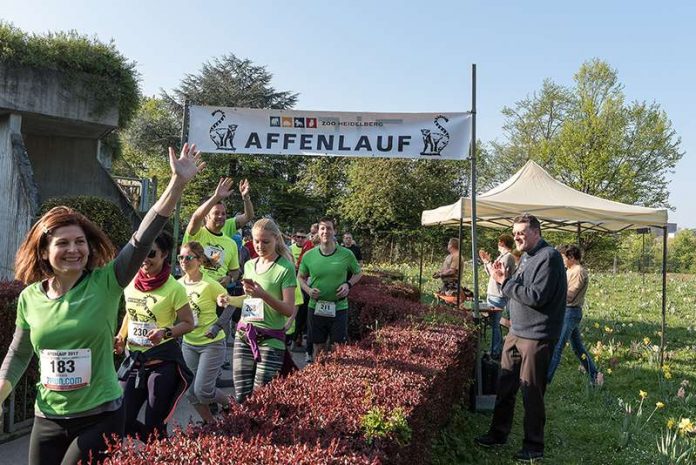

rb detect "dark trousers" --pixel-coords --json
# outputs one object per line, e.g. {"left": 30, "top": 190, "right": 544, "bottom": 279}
{"left": 28, "top": 406, "right": 124, "bottom": 465}
{"left": 489, "top": 333, "right": 555, "bottom": 453}
{"left": 293, "top": 291, "right": 309, "bottom": 341}
{"left": 120, "top": 361, "right": 178, "bottom": 440}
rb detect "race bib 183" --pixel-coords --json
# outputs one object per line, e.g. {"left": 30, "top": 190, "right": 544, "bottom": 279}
{"left": 40, "top": 348, "right": 91, "bottom": 391}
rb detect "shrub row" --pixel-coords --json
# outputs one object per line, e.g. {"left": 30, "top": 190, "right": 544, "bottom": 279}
{"left": 347, "top": 276, "right": 423, "bottom": 340}
{"left": 0, "top": 280, "right": 38, "bottom": 423}
{"left": 107, "top": 301, "right": 476, "bottom": 464}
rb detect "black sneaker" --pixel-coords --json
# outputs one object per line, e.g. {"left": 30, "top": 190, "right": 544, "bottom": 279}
{"left": 474, "top": 434, "right": 507, "bottom": 448}
{"left": 514, "top": 449, "right": 543, "bottom": 461}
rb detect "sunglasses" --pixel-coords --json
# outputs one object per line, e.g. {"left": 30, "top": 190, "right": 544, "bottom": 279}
{"left": 177, "top": 254, "right": 198, "bottom": 262}
{"left": 147, "top": 250, "right": 158, "bottom": 258}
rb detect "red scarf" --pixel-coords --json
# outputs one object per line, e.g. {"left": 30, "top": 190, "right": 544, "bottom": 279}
{"left": 134, "top": 262, "right": 171, "bottom": 292}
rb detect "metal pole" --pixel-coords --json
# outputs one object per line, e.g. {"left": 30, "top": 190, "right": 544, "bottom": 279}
{"left": 418, "top": 239, "right": 424, "bottom": 297}
{"left": 576, "top": 222, "right": 581, "bottom": 246}
{"left": 660, "top": 226, "right": 667, "bottom": 367}
{"left": 171, "top": 100, "right": 190, "bottom": 269}
{"left": 470, "top": 64, "right": 479, "bottom": 318}
{"left": 641, "top": 231, "right": 646, "bottom": 286}
{"left": 457, "top": 215, "right": 463, "bottom": 308}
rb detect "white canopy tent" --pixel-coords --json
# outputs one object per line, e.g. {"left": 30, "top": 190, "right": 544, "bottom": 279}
{"left": 421, "top": 160, "right": 670, "bottom": 383}
{"left": 422, "top": 160, "right": 668, "bottom": 232}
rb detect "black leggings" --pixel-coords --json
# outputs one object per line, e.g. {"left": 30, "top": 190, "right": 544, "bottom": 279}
{"left": 28, "top": 405, "right": 124, "bottom": 465}
{"left": 120, "top": 361, "right": 178, "bottom": 440}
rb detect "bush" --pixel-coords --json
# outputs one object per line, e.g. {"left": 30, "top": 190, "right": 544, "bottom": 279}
{"left": 0, "top": 280, "right": 37, "bottom": 423}
{"left": 40, "top": 196, "right": 133, "bottom": 249}
{"left": 107, "top": 307, "right": 477, "bottom": 464}
{"left": 0, "top": 21, "right": 140, "bottom": 127}
{"left": 346, "top": 276, "right": 424, "bottom": 340}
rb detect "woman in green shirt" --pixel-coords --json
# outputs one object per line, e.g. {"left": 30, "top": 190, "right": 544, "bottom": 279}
{"left": 233, "top": 218, "right": 296, "bottom": 403}
{"left": 0, "top": 144, "right": 204, "bottom": 465}
{"left": 178, "top": 241, "right": 235, "bottom": 423}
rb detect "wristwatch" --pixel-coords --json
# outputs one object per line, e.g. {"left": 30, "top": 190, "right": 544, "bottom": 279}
{"left": 163, "top": 327, "right": 174, "bottom": 339}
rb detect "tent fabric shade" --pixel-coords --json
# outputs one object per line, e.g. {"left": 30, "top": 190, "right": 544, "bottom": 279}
{"left": 421, "top": 160, "right": 668, "bottom": 232}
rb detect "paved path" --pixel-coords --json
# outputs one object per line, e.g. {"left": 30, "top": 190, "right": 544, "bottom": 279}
{"left": 0, "top": 346, "right": 308, "bottom": 464}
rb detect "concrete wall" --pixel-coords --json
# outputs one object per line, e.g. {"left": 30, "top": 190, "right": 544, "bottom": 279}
{"left": 0, "top": 114, "right": 40, "bottom": 280}
{"left": 0, "top": 63, "right": 118, "bottom": 135}
{"left": 23, "top": 134, "right": 141, "bottom": 229}
{"left": 0, "top": 64, "right": 140, "bottom": 279}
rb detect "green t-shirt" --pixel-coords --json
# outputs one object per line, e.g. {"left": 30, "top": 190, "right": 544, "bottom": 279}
{"left": 178, "top": 274, "right": 227, "bottom": 346}
{"left": 124, "top": 276, "right": 189, "bottom": 352}
{"left": 221, "top": 218, "right": 238, "bottom": 239}
{"left": 183, "top": 226, "right": 240, "bottom": 282}
{"left": 240, "top": 256, "right": 296, "bottom": 350}
{"left": 290, "top": 243, "right": 302, "bottom": 263}
{"left": 15, "top": 262, "right": 123, "bottom": 416}
{"left": 298, "top": 245, "right": 361, "bottom": 311}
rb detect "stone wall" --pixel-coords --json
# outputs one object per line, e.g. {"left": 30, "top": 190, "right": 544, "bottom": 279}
{"left": 0, "top": 114, "right": 40, "bottom": 280}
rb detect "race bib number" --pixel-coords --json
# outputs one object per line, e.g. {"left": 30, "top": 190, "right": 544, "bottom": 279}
{"left": 40, "top": 349, "right": 91, "bottom": 391}
{"left": 241, "top": 298, "right": 265, "bottom": 322}
{"left": 192, "top": 311, "right": 199, "bottom": 327}
{"left": 128, "top": 320, "right": 157, "bottom": 346}
{"left": 315, "top": 300, "right": 336, "bottom": 318}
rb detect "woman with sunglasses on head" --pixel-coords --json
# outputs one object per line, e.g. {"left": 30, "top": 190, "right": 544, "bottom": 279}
{"left": 177, "top": 241, "right": 235, "bottom": 423}
{"left": 114, "top": 231, "right": 194, "bottom": 440}
{"left": 0, "top": 144, "right": 203, "bottom": 465}
{"left": 233, "top": 218, "right": 297, "bottom": 403}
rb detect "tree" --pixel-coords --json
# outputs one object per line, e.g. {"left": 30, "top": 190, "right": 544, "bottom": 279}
{"left": 489, "top": 59, "right": 683, "bottom": 264}
{"left": 116, "top": 54, "right": 323, "bottom": 230}
{"left": 667, "top": 229, "right": 696, "bottom": 273}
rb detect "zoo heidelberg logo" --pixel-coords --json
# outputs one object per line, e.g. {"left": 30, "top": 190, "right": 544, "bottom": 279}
{"left": 208, "top": 109, "right": 452, "bottom": 157}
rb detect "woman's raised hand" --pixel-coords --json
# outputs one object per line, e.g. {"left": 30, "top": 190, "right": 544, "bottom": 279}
{"left": 169, "top": 143, "right": 205, "bottom": 183}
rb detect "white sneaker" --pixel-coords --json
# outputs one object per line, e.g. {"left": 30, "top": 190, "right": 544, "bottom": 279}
{"left": 304, "top": 353, "right": 313, "bottom": 363}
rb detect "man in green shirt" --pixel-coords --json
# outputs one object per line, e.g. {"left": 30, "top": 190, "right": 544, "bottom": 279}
{"left": 183, "top": 178, "right": 242, "bottom": 288}
{"left": 298, "top": 217, "right": 362, "bottom": 359}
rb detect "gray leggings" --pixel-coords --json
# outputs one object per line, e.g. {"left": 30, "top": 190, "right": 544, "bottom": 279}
{"left": 182, "top": 340, "right": 229, "bottom": 406}
{"left": 232, "top": 337, "right": 284, "bottom": 403}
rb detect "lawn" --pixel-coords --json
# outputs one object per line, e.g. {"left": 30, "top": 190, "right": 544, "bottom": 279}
{"left": 367, "top": 262, "right": 696, "bottom": 464}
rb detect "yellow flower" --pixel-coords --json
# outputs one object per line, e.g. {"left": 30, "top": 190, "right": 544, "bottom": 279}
{"left": 607, "top": 368, "right": 613, "bottom": 374}
{"left": 604, "top": 326, "right": 613, "bottom": 333}
{"left": 643, "top": 337, "right": 651, "bottom": 345}
{"left": 656, "top": 401, "right": 665, "bottom": 409}
{"left": 639, "top": 390, "right": 648, "bottom": 399}
{"left": 664, "top": 371, "right": 673, "bottom": 380}
{"left": 667, "top": 418, "right": 676, "bottom": 429}
{"left": 581, "top": 353, "right": 587, "bottom": 360}
{"left": 594, "top": 322, "right": 600, "bottom": 329}
{"left": 678, "top": 418, "right": 693, "bottom": 434}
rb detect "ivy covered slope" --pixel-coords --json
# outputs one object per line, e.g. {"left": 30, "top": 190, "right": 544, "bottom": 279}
{"left": 0, "top": 21, "right": 140, "bottom": 127}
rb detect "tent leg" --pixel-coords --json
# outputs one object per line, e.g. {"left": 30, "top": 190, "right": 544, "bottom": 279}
{"left": 418, "top": 241, "right": 423, "bottom": 297}
{"left": 660, "top": 226, "right": 667, "bottom": 367}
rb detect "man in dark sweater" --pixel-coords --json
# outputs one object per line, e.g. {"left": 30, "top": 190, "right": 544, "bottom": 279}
{"left": 475, "top": 214, "right": 566, "bottom": 462}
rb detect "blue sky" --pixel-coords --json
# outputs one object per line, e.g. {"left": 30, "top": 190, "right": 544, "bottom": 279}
{"left": 4, "top": 0, "right": 695, "bottom": 226}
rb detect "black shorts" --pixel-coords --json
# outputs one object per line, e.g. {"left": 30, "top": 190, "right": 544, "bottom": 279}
{"left": 309, "top": 307, "right": 348, "bottom": 345}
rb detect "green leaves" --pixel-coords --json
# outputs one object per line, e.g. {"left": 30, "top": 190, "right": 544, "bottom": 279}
{"left": 0, "top": 22, "right": 140, "bottom": 127}
{"left": 492, "top": 59, "right": 683, "bottom": 210}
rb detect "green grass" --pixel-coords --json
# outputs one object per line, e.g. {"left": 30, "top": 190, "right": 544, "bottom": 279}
{"left": 366, "top": 262, "right": 696, "bottom": 464}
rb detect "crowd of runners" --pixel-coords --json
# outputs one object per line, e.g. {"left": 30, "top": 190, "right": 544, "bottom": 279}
{"left": 0, "top": 145, "right": 363, "bottom": 465}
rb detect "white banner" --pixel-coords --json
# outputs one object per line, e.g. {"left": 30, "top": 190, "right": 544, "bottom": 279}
{"left": 188, "top": 106, "right": 472, "bottom": 160}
